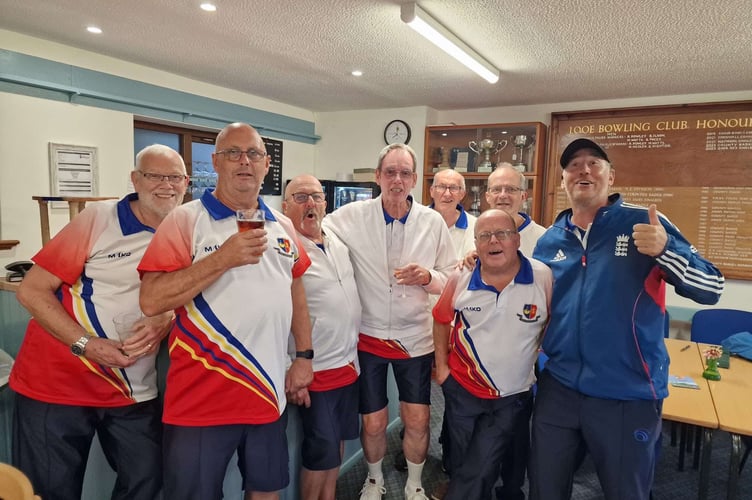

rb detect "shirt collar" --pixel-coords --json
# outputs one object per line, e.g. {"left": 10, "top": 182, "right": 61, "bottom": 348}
{"left": 517, "top": 212, "right": 532, "bottom": 231}
{"left": 426, "top": 202, "right": 469, "bottom": 229}
{"left": 200, "top": 188, "right": 277, "bottom": 222}
{"left": 383, "top": 194, "right": 413, "bottom": 224}
{"left": 467, "top": 251, "right": 534, "bottom": 291}
{"left": 117, "top": 193, "right": 155, "bottom": 235}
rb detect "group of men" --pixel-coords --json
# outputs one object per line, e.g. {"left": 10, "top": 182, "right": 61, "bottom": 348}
{"left": 9, "top": 122, "right": 724, "bottom": 500}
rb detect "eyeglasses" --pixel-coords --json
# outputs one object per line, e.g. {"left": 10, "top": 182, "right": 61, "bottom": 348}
{"left": 138, "top": 171, "right": 187, "bottom": 184}
{"left": 487, "top": 185, "right": 524, "bottom": 195}
{"left": 288, "top": 192, "right": 326, "bottom": 204}
{"left": 216, "top": 149, "right": 268, "bottom": 162}
{"left": 380, "top": 168, "right": 415, "bottom": 179}
{"left": 476, "top": 229, "right": 518, "bottom": 243}
{"left": 432, "top": 184, "right": 463, "bottom": 193}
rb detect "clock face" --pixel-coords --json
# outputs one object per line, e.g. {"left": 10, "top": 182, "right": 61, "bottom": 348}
{"left": 384, "top": 120, "right": 411, "bottom": 145}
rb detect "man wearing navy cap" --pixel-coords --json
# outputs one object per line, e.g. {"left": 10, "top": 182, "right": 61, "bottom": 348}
{"left": 528, "top": 138, "right": 725, "bottom": 500}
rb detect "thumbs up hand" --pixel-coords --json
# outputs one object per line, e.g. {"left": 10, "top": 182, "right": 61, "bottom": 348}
{"left": 632, "top": 204, "right": 668, "bottom": 257}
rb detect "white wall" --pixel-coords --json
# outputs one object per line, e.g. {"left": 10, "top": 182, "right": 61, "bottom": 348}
{"left": 314, "top": 106, "right": 437, "bottom": 198}
{"left": 0, "top": 93, "right": 134, "bottom": 264}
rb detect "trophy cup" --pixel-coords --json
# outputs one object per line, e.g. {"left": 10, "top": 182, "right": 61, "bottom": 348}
{"left": 512, "top": 135, "right": 534, "bottom": 172}
{"left": 469, "top": 136, "right": 508, "bottom": 173}
{"left": 469, "top": 185, "right": 482, "bottom": 216}
{"left": 437, "top": 146, "right": 451, "bottom": 170}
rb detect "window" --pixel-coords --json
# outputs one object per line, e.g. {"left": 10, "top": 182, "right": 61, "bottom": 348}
{"left": 134, "top": 120, "right": 217, "bottom": 201}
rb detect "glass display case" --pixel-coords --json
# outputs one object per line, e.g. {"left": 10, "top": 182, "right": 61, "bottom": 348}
{"left": 421, "top": 122, "right": 546, "bottom": 219}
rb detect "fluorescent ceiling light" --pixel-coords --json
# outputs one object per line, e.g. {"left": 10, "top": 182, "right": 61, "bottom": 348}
{"left": 401, "top": 2, "right": 499, "bottom": 84}
{"left": 200, "top": 3, "right": 217, "bottom": 12}
{"left": 86, "top": 26, "right": 102, "bottom": 34}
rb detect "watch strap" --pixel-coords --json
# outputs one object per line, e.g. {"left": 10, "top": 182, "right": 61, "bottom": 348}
{"left": 295, "top": 349, "right": 314, "bottom": 360}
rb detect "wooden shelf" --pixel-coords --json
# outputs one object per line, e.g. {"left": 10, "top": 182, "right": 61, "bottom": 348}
{"left": 421, "top": 122, "right": 547, "bottom": 220}
{"left": 0, "top": 240, "right": 20, "bottom": 250}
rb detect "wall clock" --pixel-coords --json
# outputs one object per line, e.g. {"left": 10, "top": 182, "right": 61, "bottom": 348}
{"left": 384, "top": 119, "right": 411, "bottom": 145}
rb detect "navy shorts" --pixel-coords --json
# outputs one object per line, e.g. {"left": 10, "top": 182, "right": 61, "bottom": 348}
{"left": 13, "top": 394, "right": 162, "bottom": 500}
{"left": 163, "top": 413, "right": 289, "bottom": 500}
{"left": 358, "top": 350, "right": 433, "bottom": 414}
{"left": 299, "top": 381, "right": 359, "bottom": 470}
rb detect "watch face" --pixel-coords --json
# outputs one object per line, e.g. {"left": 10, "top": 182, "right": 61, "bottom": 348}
{"left": 71, "top": 343, "right": 85, "bottom": 356}
{"left": 384, "top": 120, "right": 411, "bottom": 145}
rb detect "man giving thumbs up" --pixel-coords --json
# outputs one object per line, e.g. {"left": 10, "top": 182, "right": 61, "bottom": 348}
{"left": 528, "top": 138, "right": 724, "bottom": 500}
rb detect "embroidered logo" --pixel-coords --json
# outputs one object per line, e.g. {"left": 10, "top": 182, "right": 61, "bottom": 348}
{"left": 615, "top": 234, "right": 630, "bottom": 257}
{"left": 517, "top": 304, "right": 540, "bottom": 323}
{"left": 275, "top": 237, "right": 294, "bottom": 258}
{"left": 552, "top": 249, "right": 566, "bottom": 262}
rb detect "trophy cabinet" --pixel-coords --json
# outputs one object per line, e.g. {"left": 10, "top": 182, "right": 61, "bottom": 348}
{"left": 421, "top": 122, "right": 547, "bottom": 220}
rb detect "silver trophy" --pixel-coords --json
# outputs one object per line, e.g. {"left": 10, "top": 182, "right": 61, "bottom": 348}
{"left": 512, "top": 135, "right": 535, "bottom": 172}
{"left": 469, "top": 137, "right": 508, "bottom": 173}
{"left": 469, "top": 185, "right": 482, "bottom": 216}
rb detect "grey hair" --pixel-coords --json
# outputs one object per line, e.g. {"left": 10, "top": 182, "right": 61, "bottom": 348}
{"left": 135, "top": 144, "right": 185, "bottom": 172}
{"left": 376, "top": 143, "right": 418, "bottom": 172}
{"left": 432, "top": 168, "right": 466, "bottom": 190}
{"left": 490, "top": 163, "right": 527, "bottom": 189}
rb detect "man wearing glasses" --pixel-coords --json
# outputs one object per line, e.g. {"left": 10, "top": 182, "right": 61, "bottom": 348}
{"left": 282, "top": 174, "right": 362, "bottom": 500}
{"left": 432, "top": 209, "right": 551, "bottom": 500}
{"left": 138, "top": 123, "right": 313, "bottom": 500}
{"left": 485, "top": 164, "right": 546, "bottom": 257}
{"left": 323, "top": 144, "right": 456, "bottom": 500}
{"left": 11, "top": 144, "right": 186, "bottom": 500}
{"left": 429, "top": 169, "right": 477, "bottom": 259}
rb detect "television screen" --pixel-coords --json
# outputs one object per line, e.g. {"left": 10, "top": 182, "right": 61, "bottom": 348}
{"left": 334, "top": 185, "right": 374, "bottom": 209}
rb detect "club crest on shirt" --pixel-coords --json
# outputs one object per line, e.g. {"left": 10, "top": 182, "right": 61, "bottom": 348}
{"left": 275, "top": 237, "right": 294, "bottom": 258}
{"left": 615, "top": 234, "right": 630, "bottom": 257}
{"left": 517, "top": 304, "right": 540, "bottom": 323}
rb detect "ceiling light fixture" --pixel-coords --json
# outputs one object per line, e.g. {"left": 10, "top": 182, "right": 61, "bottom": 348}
{"left": 400, "top": 2, "right": 499, "bottom": 84}
{"left": 86, "top": 26, "right": 102, "bottom": 34}
{"left": 200, "top": 3, "right": 217, "bottom": 12}
{"left": 351, "top": 70, "right": 363, "bottom": 77}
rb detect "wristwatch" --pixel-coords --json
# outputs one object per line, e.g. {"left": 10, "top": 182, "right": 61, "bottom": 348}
{"left": 295, "top": 349, "right": 314, "bottom": 360}
{"left": 71, "top": 336, "right": 90, "bottom": 356}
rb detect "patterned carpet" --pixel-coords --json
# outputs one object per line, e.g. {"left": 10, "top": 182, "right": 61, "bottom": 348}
{"left": 336, "top": 382, "right": 752, "bottom": 499}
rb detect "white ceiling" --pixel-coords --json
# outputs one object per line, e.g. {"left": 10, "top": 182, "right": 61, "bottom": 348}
{"left": 0, "top": 0, "right": 750, "bottom": 113}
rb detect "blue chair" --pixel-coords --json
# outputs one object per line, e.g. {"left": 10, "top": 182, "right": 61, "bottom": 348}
{"left": 689, "top": 308, "right": 752, "bottom": 473}
{"left": 690, "top": 308, "right": 752, "bottom": 345}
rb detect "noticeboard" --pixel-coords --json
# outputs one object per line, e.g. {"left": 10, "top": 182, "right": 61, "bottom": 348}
{"left": 546, "top": 101, "right": 752, "bottom": 280}
{"left": 261, "top": 137, "right": 283, "bottom": 196}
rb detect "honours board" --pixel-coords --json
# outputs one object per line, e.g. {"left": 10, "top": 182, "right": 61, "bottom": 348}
{"left": 546, "top": 101, "right": 752, "bottom": 280}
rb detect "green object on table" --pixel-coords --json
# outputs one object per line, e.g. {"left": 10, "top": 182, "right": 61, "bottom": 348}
{"left": 702, "top": 357, "right": 722, "bottom": 381}
{"left": 718, "top": 349, "right": 730, "bottom": 369}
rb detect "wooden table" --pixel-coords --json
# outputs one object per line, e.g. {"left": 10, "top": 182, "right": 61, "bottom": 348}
{"left": 664, "top": 338, "right": 718, "bottom": 500}
{"left": 700, "top": 343, "right": 752, "bottom": 500}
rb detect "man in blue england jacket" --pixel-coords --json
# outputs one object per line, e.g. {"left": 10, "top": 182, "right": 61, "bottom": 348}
{"left": 529, "top": 138, "right": 724, "bottom": 500}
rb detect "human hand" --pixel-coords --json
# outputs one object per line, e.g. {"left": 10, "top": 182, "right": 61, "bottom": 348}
{"left": 632, "top": 204, "right": 668, "bottom": 257}
{"left": 285, "top": 358, "right": 313, "bottom": 395}
{"left": 286, "top": 387, "right": 311, "bottom": 408}
{"left": 435, "top": 363, "right": 450, "bottom": 385}
{"left": 120, "top": 312, "right": 173, "bottom": 358}
{"left": 217, "top": 229, "right": 268, "bottom": 269}
{"left": 394, "top": 263, "right": 431, "bottom": 286}
{"left": 84, "top": 337, "right": 138, "bottom": 368}
{"left": 459, "top": 250, "right": 478, "bottom": 270}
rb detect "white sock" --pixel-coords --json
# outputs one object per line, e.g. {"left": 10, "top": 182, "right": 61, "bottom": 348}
{"left": 367, "top": 458, "right": 384, "bottom": 484}
{"left": 405, "top": 458, "right": 425, "bottom": 490}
